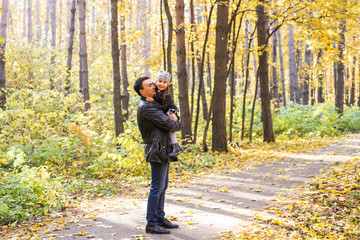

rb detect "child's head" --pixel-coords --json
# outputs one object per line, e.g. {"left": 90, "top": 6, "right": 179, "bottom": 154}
{"left": 156, "top": 71, "right": 171, "bottom": 91}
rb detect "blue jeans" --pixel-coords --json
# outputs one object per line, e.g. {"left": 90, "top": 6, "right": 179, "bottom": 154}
{"left": 146, "top": 162, "right": 169, "bottom": 226}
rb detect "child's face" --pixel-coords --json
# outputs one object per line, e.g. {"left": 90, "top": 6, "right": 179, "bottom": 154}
{"left": 156, "top": 78, "right": 168, "bottom": 91}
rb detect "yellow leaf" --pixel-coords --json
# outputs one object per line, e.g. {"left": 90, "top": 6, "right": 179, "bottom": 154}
{"left": 220, "top": 186, "right": 229, "bottom": 192}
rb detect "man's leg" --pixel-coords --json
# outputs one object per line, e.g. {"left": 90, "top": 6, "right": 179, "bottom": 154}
{"left": 146, "top": 162, "right": 169, "bottom": 227}
{"left": 156, "top": 162, "right": 169, "bottom": 221}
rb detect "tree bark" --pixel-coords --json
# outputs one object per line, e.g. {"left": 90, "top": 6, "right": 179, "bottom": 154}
{"left": 288, "top": 25, "right": 301, "bottom": 103}
{"left": 120, "top": 0, "right": 129, "bottom": 120}
{"left": 59, "top": 0, "right": 63, "bottom": 44}
{"left": 44, "top": 0, "right": 50, "bottom": 45}
{"left": 349, "top": 56, "right": 356, "bottom": 105}
{"left": 160, "top": 0, "right": 166, "bottom": 70}
{"left": 142, "top": 0, "right": 150, "bottom": 76}
{"left": 271, "top": 24, "right": 279, "bottom": 109}
{"left": 163, "top": 0, "right": 173, "bottom": 78}
{"left": 256, "top": 0, "right": 275, "bottom": 142}
{"left": 335, "top": 17, "right": 346, "bottom": 115}
{"left": 23, "top": 0, "right": 27, "bottom": 39}
{"left": 317, "top": 49, "right": 325, "bottom": 103}
{"left": 0, "top": 0, "right": 9, "bottom": 110}
{"left": 78, "top": 0, "right": 90, "bottom": 111}
{"left": 175, "top": 0, "right": 192, "bottom": 142}
{"left": 28, "top": 0, "right": 33, "bottom": 42}
{"left": 36, "top": 0, "right": 41, "bottom": 41}
{"left": 277, "top": 27, "right": 286, "bottom": 107}
{"left": 50, "top": 0, "right": 56, "bottom": 89}
{"left": 302, "top": 41, "right": 311, "bottom": 105}
{"left": 65, "top": 0, "right": 76, "bottom": 95}
{"left": 193, "top": 4, "right": 213, "bottom": 143}
{"left": 212, "top": 0, "right": 229, "bottom": 152}
{"left": 111, "top": 0, "right": 124, "bottom": 136}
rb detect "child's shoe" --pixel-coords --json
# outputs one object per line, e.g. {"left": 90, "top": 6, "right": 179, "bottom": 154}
{"left": 169, "top": 143, "right": 183, "bottom": 157}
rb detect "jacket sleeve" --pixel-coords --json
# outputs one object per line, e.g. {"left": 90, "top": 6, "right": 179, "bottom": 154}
{"left": 142, "top": 103, "right": 181, "bottom": 132}
{"left": 165, "top": 94, "right": 179, "bottom": 111}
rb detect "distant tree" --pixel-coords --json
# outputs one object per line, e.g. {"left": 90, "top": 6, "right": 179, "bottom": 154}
{"left": 36, "top": 0, "right": 41, "bottom": 41}
{"left": 65, "top": 0, "right": 76, "bottom": 95}
{"left": 270, "top": 24, "right": 279, "bottom": 109}
{"left": 317, "top": 49, "right": 325, "bottom": 103}
{"left": 335, "top": 17, "right": 346, "bottom": 115}
{"left": 288, "top": 25, "right": 301, "bottom": 103}
{"left": 302, "top": 41, "right": 311, "bottom": 105}
{"left": 175, "top": 0, "right": 192, "bottom": 142}
{"left": 349, "top": 55, "right": 356, "bottom": 106}
{"left": 78, "top": 0, "right": 90, "bottom": 111}
{"left": 212, "top": 0, "right": 229, "bottom": 152}
{"left": 28, "top": 0, "right": 32, "bottom": 42}
{"left": 256, "top": 0, "right": 275, "bottom": 142}
{"left": 23, "top": 0, "right": 27, "bottom": 38}
{"left": 163, "top": 0, "right": 173, "bottom": 80}
{"left": 120, "top": 0, "right": 129, "bottom": 120}
{"left": 44, "top": 0, "right": 50, "bottom": 45}
{"left": 110, "top": 0, "right": 124, "bottom": 136}
{"left": 0, "top": 0, "right": 9, "bottom": 110}
{"left": 277, "top": 28, "right": 286, "bottom": 106}
{"left": 50, "top": 0, "right": 56, "bottom": 89}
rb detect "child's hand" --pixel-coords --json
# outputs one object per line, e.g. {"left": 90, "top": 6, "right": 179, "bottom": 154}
{"left": 146, "top": 97, "right": 154, "bottom": 102}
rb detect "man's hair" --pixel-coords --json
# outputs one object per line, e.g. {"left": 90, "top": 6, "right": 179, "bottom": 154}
{"left": 134, "top": 76, "right": 150, "bottom": 96}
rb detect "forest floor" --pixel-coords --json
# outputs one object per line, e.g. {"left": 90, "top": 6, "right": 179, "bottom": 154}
{"left": 3, "top": 134, "right": 360, "bottom": 240}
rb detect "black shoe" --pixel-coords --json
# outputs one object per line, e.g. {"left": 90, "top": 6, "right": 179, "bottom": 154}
{"left": 169, "top": 143, "right": 183, "bottom": 157}
{"left": 146, "top": 225, "right": 170, "bottom": 234}
{"left": 158, "top": 219, "right": 179, "bottom": 229}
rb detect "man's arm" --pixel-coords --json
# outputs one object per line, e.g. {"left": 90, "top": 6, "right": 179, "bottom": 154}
{"left": 142, "top": 103, "right": 181, "bottom": 132}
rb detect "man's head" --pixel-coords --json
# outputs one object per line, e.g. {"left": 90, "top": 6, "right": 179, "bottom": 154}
{"left": 134, "top": 76, "right": 156, "bottom": 97}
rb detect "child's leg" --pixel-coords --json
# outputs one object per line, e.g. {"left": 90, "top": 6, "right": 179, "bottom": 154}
{"left": 169, "top": 131, "right": 177, "bottom": 144}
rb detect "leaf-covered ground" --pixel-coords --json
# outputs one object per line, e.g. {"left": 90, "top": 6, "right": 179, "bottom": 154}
{"left": 226, "top": 157, "right": 360, "bottom": 239}
{"left": 1, "top": 135, "right": 359, "bottom": 239}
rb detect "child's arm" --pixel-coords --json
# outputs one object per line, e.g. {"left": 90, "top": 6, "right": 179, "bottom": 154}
{"left": 146, "top": 97, "right": 154, "bottom": 102}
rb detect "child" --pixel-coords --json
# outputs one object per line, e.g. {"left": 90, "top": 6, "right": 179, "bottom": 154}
{"left": 146, "top": 71, "right": 183, "bottom": 157}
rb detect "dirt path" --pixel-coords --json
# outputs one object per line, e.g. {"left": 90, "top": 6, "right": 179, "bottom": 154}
{"left": 40, "top": 135, "right": 360, "bottom": 240}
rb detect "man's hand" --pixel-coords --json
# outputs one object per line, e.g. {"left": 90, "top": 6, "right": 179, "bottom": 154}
{"left": 168, "top": 113, "right": 178, "bottom": 122}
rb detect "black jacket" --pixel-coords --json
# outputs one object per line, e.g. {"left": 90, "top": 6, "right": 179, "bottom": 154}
{"left": 154, "top": 92, "right": 178, "bottom": 114}
{"left": 137, "top": 97, "right": 181, "bottom": 163}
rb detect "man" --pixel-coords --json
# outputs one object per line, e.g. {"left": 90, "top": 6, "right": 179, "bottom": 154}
{"left": 134, "top": 76, "right": 181, "bottom": 234}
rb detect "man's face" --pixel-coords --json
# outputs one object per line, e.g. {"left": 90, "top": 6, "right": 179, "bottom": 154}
{"left": 140, "top": 79, "right": 156, "bottom": 98}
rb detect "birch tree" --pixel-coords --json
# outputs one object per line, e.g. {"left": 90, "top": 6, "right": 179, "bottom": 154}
{"left": 0, "top": 0, "right": 9, "bottom": 110}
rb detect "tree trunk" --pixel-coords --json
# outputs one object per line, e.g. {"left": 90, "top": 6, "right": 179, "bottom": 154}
{"left": 271, "top": 24, "right": 279, "bottom": 109}
{"left": 111, "top": 0, "right": 124, "bottom": 136}
{"left": 160, "top": 0, "right": 166, "bottom": 70}
{"left": 241, "top": 19, "right": 255, "bottom": 141}
{"left": 65, "top": 0, "right": 76, "bottom": 95}
{"left": 0, "top": 0, "right": 9, "bottom": 110}
{"left": 175, "top": 0, "right": 192, "bottom": 142}
{"left": 120, "top": 0, "right": 129, "bottom": 120}
{"left": 23, "top": 0, "right": 27, "bottom": 39}
{"left": 78, "top": 0, "right": 90, "bottom": 111}
{"left": 59, "top": 0, "right": 62, "bottom": 44}
{"left": 277, "top": 27, "right": 286, "bottom": 107}
{"left": 190, "top": 0, "right": 195, "bottom": 120}
{"left": 349, "top": 56, "right": 356, "bottom": 105}
{"left": 288, "top": 25, "right": 301, "bottom": 103}
{"left": 36, "top": 0, "right": 41, "bottom": 41}
{"left": 50, "top": 0, "right": 57, "bottom": 89}
{"left": 317, "top": 49, "right": 325, "bottom": 103}
{"left": 212, "top": 0, "right": 229, "bottom": 152}
{"left": 142, "top": 0, "right": 150, "bottom": 76}
{"left": 193, "top": 4, "right": 213, "bottom": 143}
{"left": 66, "top": 0, "right": 71, "bottom": 35}
{"left": 256, "top": 0, "right": 275, "bottom": 142}
{"left": 44, "top": 0, "right": 50, "bottom": 45}
{"left": 302, "top": 41, "right": 311, "bottom": 105}
{"left": 28, "top": 0, "right": 33, "bottom": 42}
{"left": 335, "top": 18, "right": 346, "bottom": 115}
{"left": 164, "top": 0, "right": 173, "bottom": 81}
